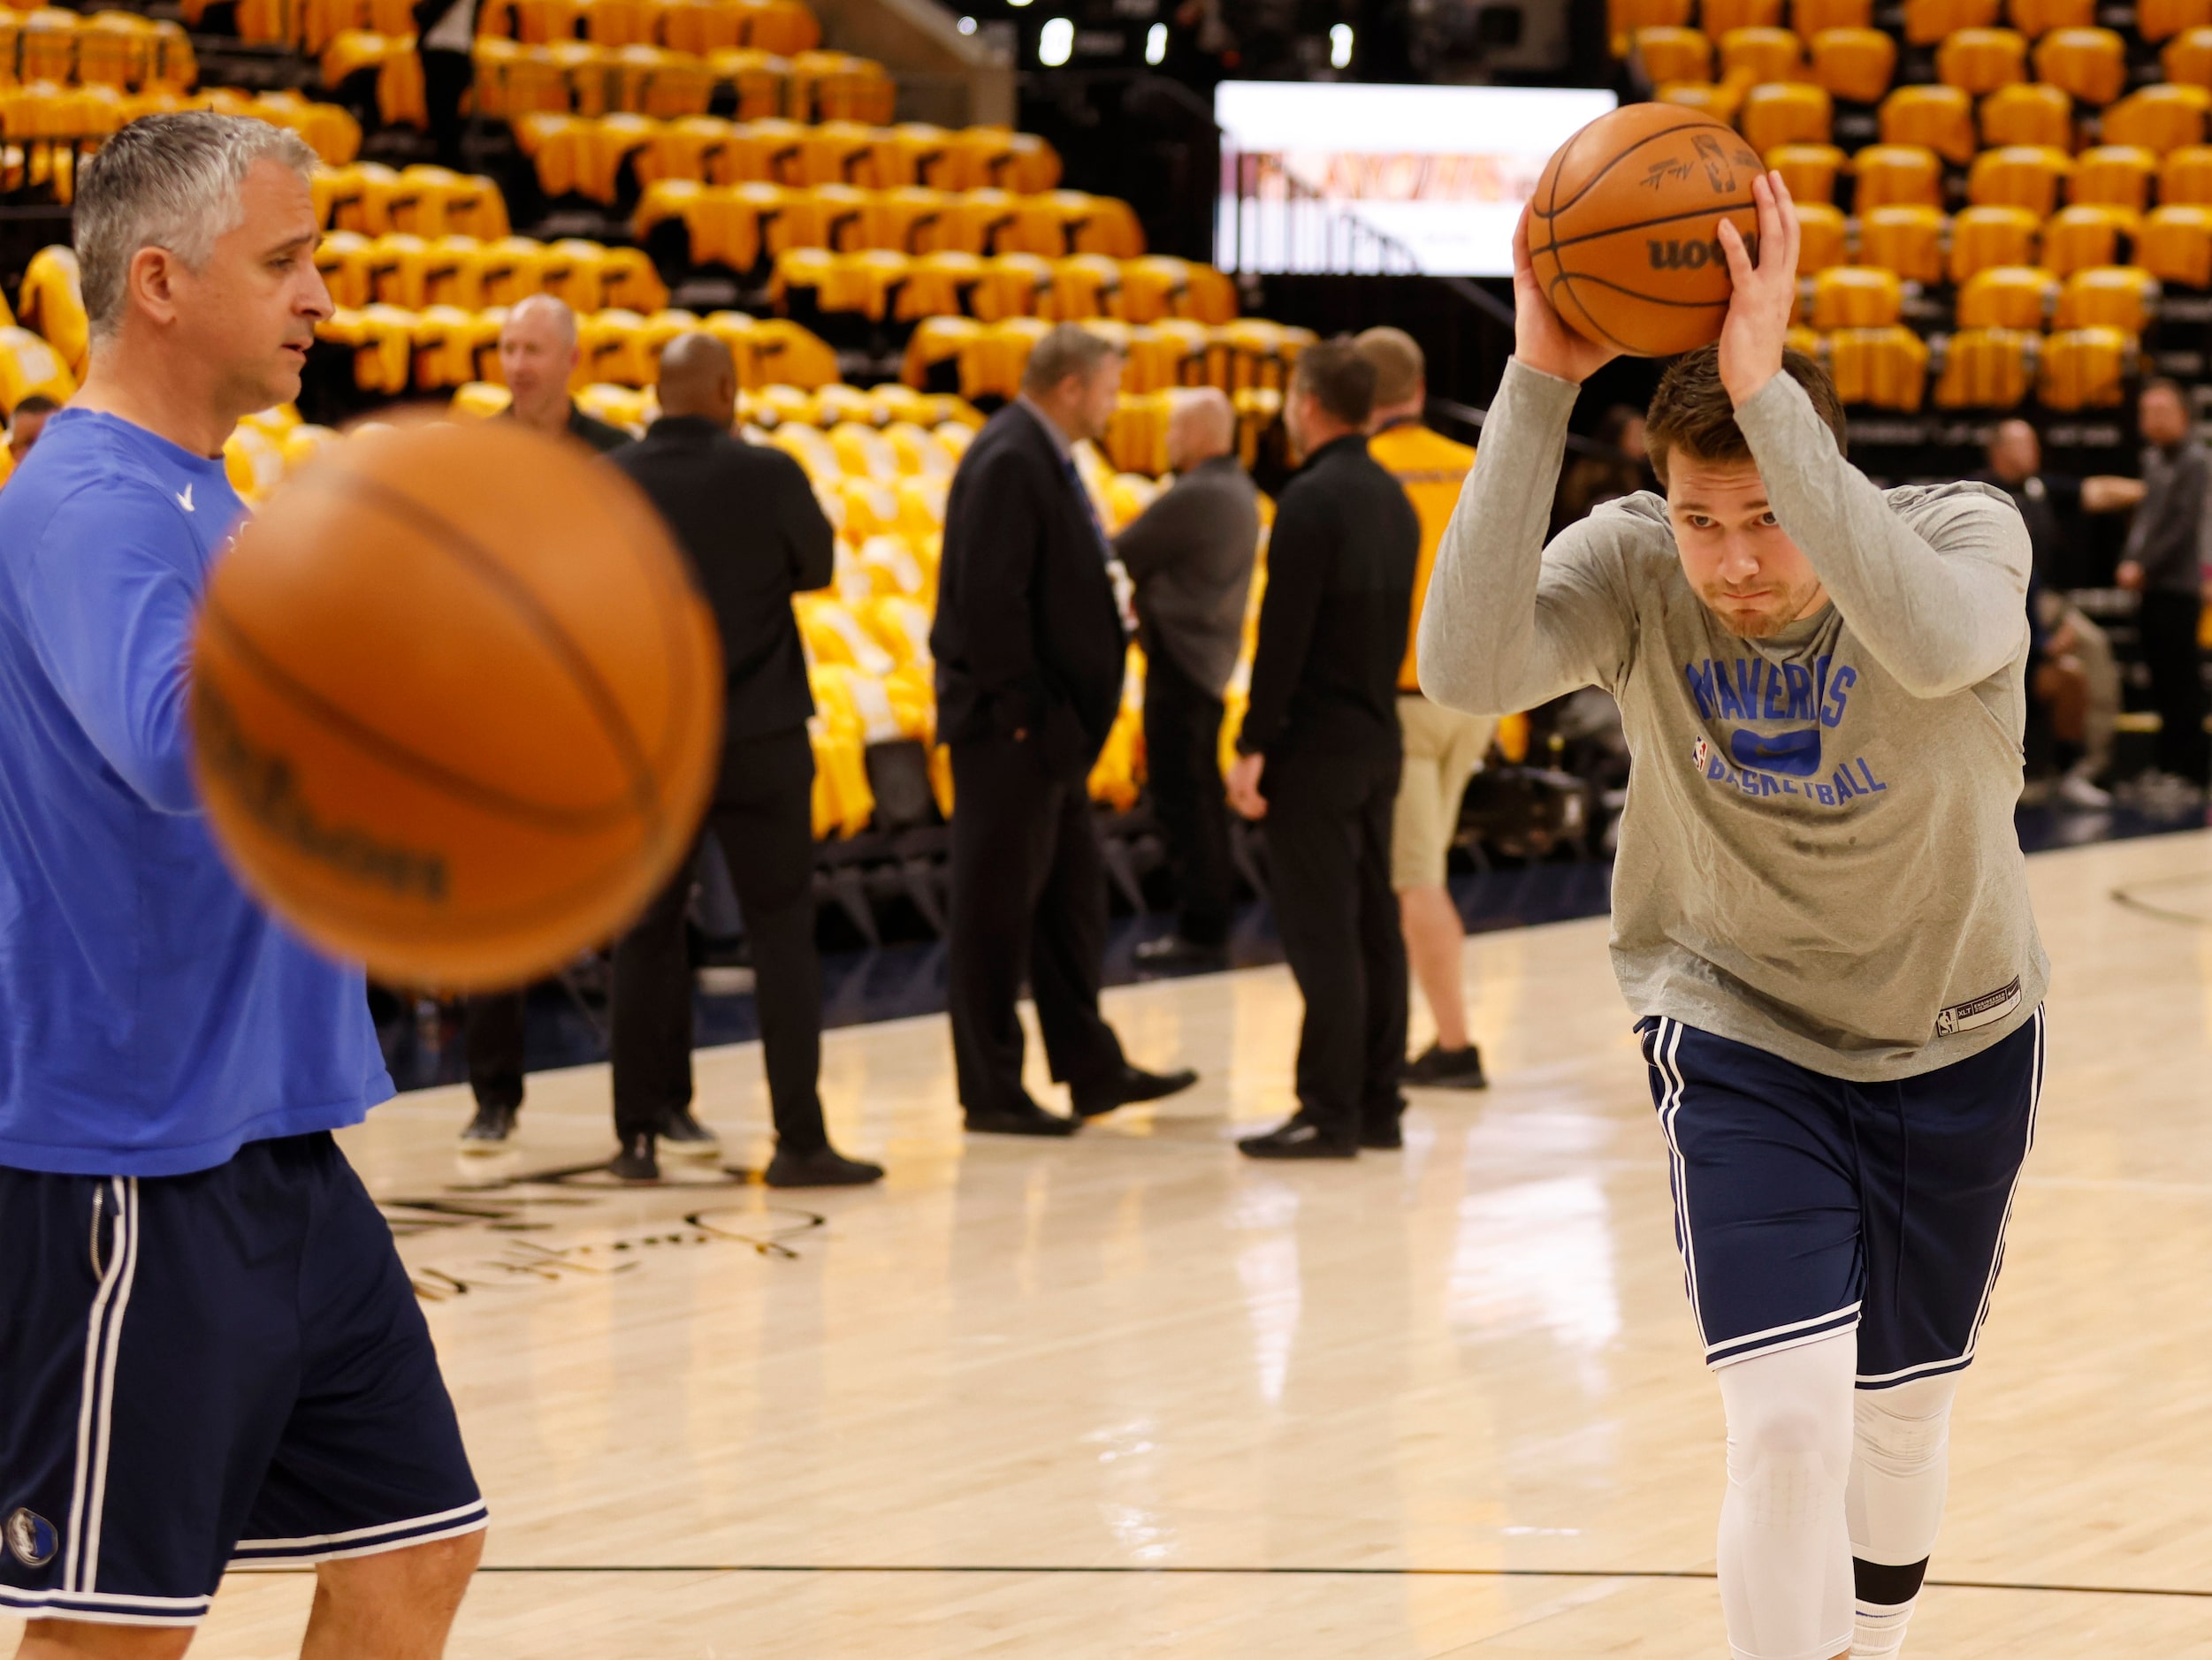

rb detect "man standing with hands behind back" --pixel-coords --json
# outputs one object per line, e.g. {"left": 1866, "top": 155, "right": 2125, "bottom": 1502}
{"left": 1229, "top": 339, "right": 1420, "bottom": 1159}
{"left": 933, "top": 324, "right": 1199, "bottom": 1136}
{"left": 2117, "top": 377, "right": 2211, "bottom": 808}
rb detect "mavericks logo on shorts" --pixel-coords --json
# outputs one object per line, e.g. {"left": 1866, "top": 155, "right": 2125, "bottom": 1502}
{"left": 1935, "top": 977, "right": 2022, "bottom": 1037}
{"left": 5, "top": 1507, "right": 56, "bottom": 1568}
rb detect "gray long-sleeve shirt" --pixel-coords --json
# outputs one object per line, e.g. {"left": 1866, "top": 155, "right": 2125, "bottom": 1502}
{"left": 2121, "top": 438, "right": 2212, "bottom": 595}
{"left": 1418, "top": 359, "right": 2048, "bottom": 1080}
{"left": 1113, "top": 455, "right": 1259, "bottom": 697}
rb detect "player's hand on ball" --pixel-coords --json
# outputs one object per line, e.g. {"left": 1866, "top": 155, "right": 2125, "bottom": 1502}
{"left": 1716, "top": 171, "right": 1801, "bottom": 408}
{"left": 1511, "top": 203, "right": 1619, "bottom": 386}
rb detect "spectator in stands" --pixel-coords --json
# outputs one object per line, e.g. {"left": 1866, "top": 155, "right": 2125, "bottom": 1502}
{"left": 601, "top": 333, "right": 880, "bottom": 1187}
{"left": 1229, "top": 339, "right": 1419, "bottom": 1160}
{"left": 8, "top": 394, "right": 57, "bottom": 468}
{"left": 414, "top": 0, "right": 477, "bottom": 171}
{"left": 2117, "top": 379, "right": 2211, "bottom": 806}
{"left": 1120, "top": 387, "right": 1258, "bottom": 971}
{"left": 932, "top": 324, "right": 1198, "bottom": 1136}
{"left": 1356, "top": 325, "right": 1489, "bottom": 1091}
{"left": 1553, "top": 404, "right": 1651, "bottom": 534}
{"left": 1975, "top": 419, "right": 2133, "bottom": 807}
{"left": 457, "top": 295, "right": 633, "bottom": 1147}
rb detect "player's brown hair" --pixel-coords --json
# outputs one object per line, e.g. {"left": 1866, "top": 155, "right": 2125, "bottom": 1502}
{"left": 1644, "top": 344, "right": 1847, "bottom": 487}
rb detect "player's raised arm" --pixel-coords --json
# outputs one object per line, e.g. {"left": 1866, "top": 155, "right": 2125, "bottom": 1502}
{"left": 1415, "top": 205, "right": 1636, "bottom": 717}
{"left": 1717, "top": 172, "right": 2031, "bottom": 697}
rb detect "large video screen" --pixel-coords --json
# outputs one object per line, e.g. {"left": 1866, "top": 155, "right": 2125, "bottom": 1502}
{"left": 1212, "top": 82, "right": 1620, "bottom": 278}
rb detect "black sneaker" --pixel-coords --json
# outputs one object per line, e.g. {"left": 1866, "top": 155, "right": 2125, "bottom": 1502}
{"left": 609, "top": 1133, "right": 660, "bottom": 1184}
{"left": 765, "top": 1146, "right": 886, "bottom": 1187}
{"left": 1237, "top": 1117, "right": 1358, "bottom": 1160}
{"left": 1402, "top": 1043, "right": 1488, "bottom": 1091}
{"left": 660, "top": 1108, "right": 720, "bottom": 1155}
{"left": 458, "top": 1101, "right": 516, "bottom": 1147}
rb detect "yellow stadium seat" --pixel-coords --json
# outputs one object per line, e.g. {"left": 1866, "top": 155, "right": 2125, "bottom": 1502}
{"left": 767, "top": 418, "right": 839, "bottom": 479}
{"left": 1741, "top": 81, "right": 1834, "bottom": 150}
{"left": 575, "top": 111, "right": 660, "bottom": 204}
{"left": 421, "top": 235, "right": 490, "bottom": 309}
{"left": 1719, "top": 24, "right": 1801, "bottom": 80}
{"left": 939, "top": 126, "right": 1020, "bottom": 192}
{"left": 1903, "top": 0, "right": 1999, "bottom": 42}
{"left": 1956, "top": 263, "right": 2060, "bottom": 327}
{"left": 894, "top": 473, "right": 949, "bottom": 537}
{"left": 1633, "top": 25, "right": 1712, "bottom": 83}
{"left": 1707, "top": 0, "right": 1785, "bottom": 27}
{"left": 599, "top": 244, "right": 667, "bottom": 312}
{"left": 1608, "top": 0, "right": 1691, "bottom": 50}
{"left": 703, "top": 49, "right": 787, "bottom": 121}
{"left": 1653, "top": 81, "right": 1746, "bottom": 122}
{"left": 324, "top": 160, "right": 406, "bottom": 235}
{"left": 744, "top": 0, "right": 820, "bottom": 55}
{"left": 1934, "top": 326, "right": 2039, "bottom": 407}
{"left": 18, "top": 246, "right": 86, "bottom": 377}
{"left": 316, "top": 229, "right": 378, "bottom": 308}
{"left": 874, "top": 123, "right": 955, "bottom": 189}
{"left": 796, "top": 119, "right": 885, "bottom": 187}
{"left": 1043, "top": 254, "right": 1124, "bottom": 322}
{"left": 2055, "top": 264, "right": 2160, "bottom": 331}
{"left": 2139, "top": 203, "right": 2212, "bottom": 285}
{"left": 18, "top": 11, "right": 75, "bottom": 84}
{"left": 2104, "top": 86, "right": 2212, "bottom": 156}
{"left": 77, "top": 12, "right": 151, "bottom": 88}
{"left": 1811, "top": 264, "right": 1904, "bottom": 327}
{"left": 0, "top": 325, "right": 72, "bottom": 416}
{"left": 481, "top": 234, "right": 551, "bottom": 304}
{"left": 1117, "top": 255, "right": 1193, "bottom": 324}
{"left": 1825, "top": 324, "right": 1929, "bottom": 408}
{"left": 540, "top": 237, "right": 611, "bottom": 311}
{"left": 932, "top": 187, "right": 1020, "bottom": 256}
{"left": 222, "top": 425, "right": 288, "bottom": 505}
{"left": 1809, "top": 26, "right": 1895, "bottom": 102}
{"left": 1969, "top": 144, "right": 2071, "bottom": 214}
{"left": 637, "top": 114, "right": 729, "bottom": 187}
{"left": 813, "top": 383, "right": 886, "bottom": 426}
{"left": 896, "top": 249, "right": 984, "bottom": 320}
{"left": 2041, "top": 202, "right": 2136, "bottom": 273}
{"left": 827, "top": 420, "right": 900, "bottom": 480}
{"left": 2033, "top": 27, "right": 2127, "bottom": 104}
{"left": 1949, "top": 205, "right": 2040, "bottom": 282}
{"left": 281, "top": 423, "right": 341, "bottom": 470}
{"left": 655, "top": 0, "right": 743, "bottom": 52}
{"left": 317, "top": 304, "right": 416, "bottom": 395}
{"left": 1125, "top": 319, "right": 1209, "bottom": 391}
{"left": 957, "top": 316, "right": 1049, "bottom": 402}
{"left": 1880, "top": 83, "right": 1976, "bottom": 163}
{"left": 1979, "top": 81, "right": 2074, "bottom": 149}
{"left": 1936, "top": 27, "right": 2028, "bottom": 94}
{"left": 1003, "top": 133, "right": 1063, "bottom": 195}
{"left": 1853, "top": 144, "right": 1944, "bottom": 209}
{"left": 2144, "top": 0, "right": 2212, "bottom": 40}
{"left": 2162, "top": 143, "right": 2212, "bottom": 206}
{"left": 409, "top": 305, "right": 502, "bottom": 389}
{"left": 1796, "top": 200, "right": 1850, "bottom": 271}
{"left": 2038, "top": 325, "right": 2134, "bottom": 406}
{"left": 829, "top": 249, "right": 914, "bottom": 321}
{"left": 1795, "top": 0, "right": 1872, "bottom": 28}
{"left": 746, "top": 317, "right": 839, "bottom": 389}
{"left": 365, "top": 232, "right": 435, "bottom": 308}
{"left": 575, "top": 308, "right": 646, "bottom": 386}
{"left": 2010, "top": 0, "right": 2094, "bottom": 31}
{"left": 511, "top": 0, "right": 584, "bottom": 43}
{"left": 581, "top": 0, "right": 655, "bottom": 46}
{"left": 881, "top": 422, "right": 955, "bottom": 477}
{"left": 1766, "top": 141, "right": 1848, "bottom": 202}
{"left": 865, "top": 186, "right": 950, "bottom": 254}
{"left": 1858, "top": 204, "right": 1948, "bottom": 282}
{"left": 2069, "top": 145, "right": 2158, "bottom": 213}
{"left": 900, "top": 313, "right": 980, "bottom": 389}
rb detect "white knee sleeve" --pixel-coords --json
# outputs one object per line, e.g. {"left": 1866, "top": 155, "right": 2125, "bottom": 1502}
{"left": 1714, "top": 1333, "right": 1857, "bottom": 1660}
{"left": 1846, "top": 1374, "right": 1957, "bottom": 1657}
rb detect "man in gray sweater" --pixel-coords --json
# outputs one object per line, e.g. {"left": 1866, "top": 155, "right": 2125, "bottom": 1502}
{"left": 1420, "top": 173, "right": 2047, "bottom": 1660}
{"left": 1119, "top": 389, "right": 1260, "bottom": 968}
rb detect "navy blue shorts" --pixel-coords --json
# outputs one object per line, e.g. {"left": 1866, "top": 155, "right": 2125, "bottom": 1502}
{"left": 1637, "top": 1010, "right": 2043, "bottom": 1390}
{"left": 0, "top": 1131, "right": 484, "bottom": 1627}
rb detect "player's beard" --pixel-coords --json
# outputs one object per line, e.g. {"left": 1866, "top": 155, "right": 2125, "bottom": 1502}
{"left": 1697, "top": 572, "right": 1826, "bottom": 639}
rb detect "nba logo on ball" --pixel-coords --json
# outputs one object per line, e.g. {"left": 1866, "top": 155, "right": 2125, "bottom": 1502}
{"left": 5, "top": 1508, "right": 56, "bottom": 1567}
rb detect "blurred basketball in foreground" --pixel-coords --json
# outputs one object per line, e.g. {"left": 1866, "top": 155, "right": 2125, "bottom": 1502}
{"left": 1528, "top": 104, "right": 1765, "bottom": 358}
{"left": 190, "top": 419, "right": 722, "bottom": 990}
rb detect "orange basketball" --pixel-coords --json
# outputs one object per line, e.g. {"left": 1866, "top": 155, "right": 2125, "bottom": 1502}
{"left": 189, "top": 419, "right": 722, "bottom": 991}
{"left": 1528, "top": 104, "right": 1766, "bottom": 358}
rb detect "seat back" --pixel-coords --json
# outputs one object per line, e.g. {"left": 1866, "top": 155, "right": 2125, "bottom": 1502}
{"left": 1903, "top": 0, "right": 1999, "bottom": 44}
{"left": 2037, "top": 324, "right": 2135, "bottom": 407}
{"left": 1852, "top": 143, "right": 1944, "bottom": 209}
{"left": 1810, "top": 264, "right": 1904, "bottom": 327}
{"left": 1742, "top": 81, "right": 1834, "bottom": 150}
{"left": 1967, "top": 143, "right": 2071, "bottom": 214}
{"left": 1935, "top": 26, "right": 2028, "bottom": 94}
{"left": 1719, "top": 24, "right": 1803, "bottom": 80}
{"left": 2033, "top": 27, "right": 2127, "bottom": 104}
{"left": 1978, "top": 80, "right": 2073, "bottom": 149}
{"left": 2054, "top": 264, "right": 2159, "bottom": 331}
{"left": 1879, "top": 83, "right": 1975, "bottom": 163}
{"left": 1857, "top": 204, "right": 1948, "bottom": 282}
{"left": 2101, "top": 86, "right": 2212, "bottom": 155}
{"left": 1633, "top": 25, "right": 1711, "bottom": 83}
{"left": 1810, "top": 27, "right": 1895, "bottom": 102}
{"left": 1796, "top": 200, "right": 1850, "bottom": 270}
{"left": 2141, "top": 0, "right": 2212, "bottom": 41}
{"left": 1956, "top": 263, "right": 2059, "bottom": 327}
{"left": 1933, "top": 326, "right": 2039, "bottom": 407}
{"left": 2137, "top": 203, "right": 2212, "bottom": 286}
{"left": 1766, "top": 141, "right": 1848, "bottom": 202}
{"left": 2069, "top": 145, "right": 2157, "bottom": 211}
{"left": 2009, "top": 0, "right": 2095, "bottom": 33}
{"left": 1824, "top": 325, "right": 1928, "bottom": 408}
{"left": 2040, "top": 202, "right": 2134, "bottom": 273}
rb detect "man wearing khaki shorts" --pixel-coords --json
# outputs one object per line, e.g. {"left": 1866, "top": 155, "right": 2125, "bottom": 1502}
{"left": 1359, "top": 328, "right": 1492, "bottom": 1089}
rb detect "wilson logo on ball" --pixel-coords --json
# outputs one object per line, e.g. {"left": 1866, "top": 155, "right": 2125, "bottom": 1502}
{"left": 1645, "top": 233, "right": 1758, "bottom": 270}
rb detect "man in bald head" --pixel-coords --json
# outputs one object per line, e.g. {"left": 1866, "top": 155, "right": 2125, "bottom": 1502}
{"left": 595, "top": 332, "right": 881, "bottom": 1186}
{"left": 496, "top": 293, "right": 629, "bottom": 454}
{"left": 1117, "top": 386, "right": 1261, "bottom": 968}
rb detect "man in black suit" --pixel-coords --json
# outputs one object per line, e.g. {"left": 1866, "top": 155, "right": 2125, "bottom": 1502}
{"left": 1227, "top": 338, "right": 1420, "bottom": 1160}
{"left": 932, "top": 324, "right": 1199, "bottom": 1135}
{"left": 601, "top": 333, "right": 881, "bottom": 1187}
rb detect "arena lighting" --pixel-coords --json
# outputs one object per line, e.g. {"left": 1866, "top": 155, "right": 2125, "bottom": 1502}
{"left": 1038, "top": 16, "right": 1073, "bottom": 63}
{"left": 1146, "top": 19, "right": 1166, "bottom": 61}
{"left": 1329, "top": 22, "right": 1353, "bottom": 66}
{"left": 957, "top": 13, "right": 976, "bottom": 29}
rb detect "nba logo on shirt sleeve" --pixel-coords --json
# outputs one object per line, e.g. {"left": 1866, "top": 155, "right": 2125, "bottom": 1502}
{"left": 1692, "top": 737, "right": 1710, "bottom": 773}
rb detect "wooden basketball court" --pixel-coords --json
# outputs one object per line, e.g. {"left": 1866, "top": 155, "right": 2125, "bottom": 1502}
{"left": 13, "top": 830, "right": 2212, "bottom": 1657}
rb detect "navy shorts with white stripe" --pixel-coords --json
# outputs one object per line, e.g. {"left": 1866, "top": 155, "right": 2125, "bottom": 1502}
{"left": 1636, "top": 1009, "right": 2043, "bottom": 1388}
{"left": 0, "top": 1131, "right": 484, "bottom": 1626}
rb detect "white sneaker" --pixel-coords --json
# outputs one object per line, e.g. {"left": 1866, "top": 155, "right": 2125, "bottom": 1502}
{"left": 2057, "top": 772, "right": 2113, "bottom": 810}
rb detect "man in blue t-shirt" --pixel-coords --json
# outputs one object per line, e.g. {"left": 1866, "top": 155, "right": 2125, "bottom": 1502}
{"left": 0, "top": 114, "right": 484, "bottom": 1650}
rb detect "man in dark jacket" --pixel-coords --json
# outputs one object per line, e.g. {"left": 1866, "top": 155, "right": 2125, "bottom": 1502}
{"left": 602, "top": 333, "right": 881, "bottom": 1187}
{"left": 1118, "top": 387, "right": 1259, "bottom": 969}
{"left": 2118, "top": 377, "right": 2211, "bottom": 801}
{"left": 932, "top": 324, "right": 1198, "bottom": 1135}
{"left": 1227, "top": 338, "right": 1420, "bottom": 1159}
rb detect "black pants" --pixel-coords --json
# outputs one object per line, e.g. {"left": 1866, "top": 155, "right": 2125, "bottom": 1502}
{"left": 464, "top": 990, "right": 524, "bottom": 1111}
{"left": 611, "top": 728, "right": 827, "bottom": 1151}
{"left": 1262, "top": 750, "right": 1407, "bottom": 1139}
{"left": 1142, "top": 649, "right": 1235, "bottom": 948}
{"left": 421, "top": 48, "right": 472, "bottom": 171}
{"left": 2140, "top": 590, "right": 2208, "bottom": 785}
{"left": 946, "top": 737, "right": 1126, "bottom": 1117}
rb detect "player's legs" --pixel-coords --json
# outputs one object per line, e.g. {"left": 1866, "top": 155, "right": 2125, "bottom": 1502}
{"left": 1715, "top": 1333, "right": 1856, "bottom": 1660}
{"left": 1393, "top": 697, "right": 1480, "bottom": 1055}
{"left": 298, "top": 1531, "right": 482, "bottom": 1660}
{"left": 1846, "top": 1374, "right": 1957, "bottom": 1657}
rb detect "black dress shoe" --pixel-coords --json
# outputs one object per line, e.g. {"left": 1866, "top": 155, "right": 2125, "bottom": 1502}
{"left": 1134, "top": 933, "right": 1229, "bottom": 971}
{"left": 1359, "top": 1118, "right": 1403, "bottom": 1151}
{"left": 458, "top": 1101, "right": 517, "bottom": 1147}
{"left": 1238, "top": 1118, "right": 1357, "bottom": 1160}
{"left": 660, "top": 1107, "right": 721, "bottom": 1154}
{"left": 609, "top": 1133, "right": 660, "bottom": 1183}
{"left": 766, "top": 1146, "right": 886, "bottom": 1187}
{"left": 1402, "top": 1043, "right": 1489, "bottom": 1090}
{"left": 1072, "top": 1064, "right": 1201, "bottom": 1119}
{"left": 965, "top": 1100, "right": 1080, "bottom": 1137}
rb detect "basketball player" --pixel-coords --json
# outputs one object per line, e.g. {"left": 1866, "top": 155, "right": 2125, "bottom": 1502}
{"left": 1421, "top": 172, "right": 2045, "bottom": 1660}
{"left": 0, "top": 114, "right": 484, "bottom": 1652}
